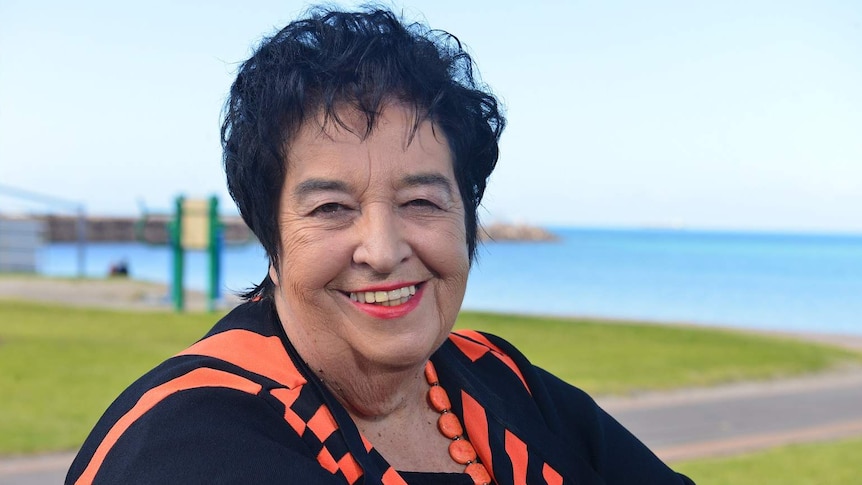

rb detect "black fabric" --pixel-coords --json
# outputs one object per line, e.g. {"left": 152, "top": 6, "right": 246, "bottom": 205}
{"left": 67, "top": 300, "right": 694, "bottom": 484}
{"left": 399, "top": 471, "right": 473, "bottom": 485}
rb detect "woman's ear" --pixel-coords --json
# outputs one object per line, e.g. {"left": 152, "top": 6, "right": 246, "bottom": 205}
{"left": 268, "top": 264, "right": 280, "bottom": 286}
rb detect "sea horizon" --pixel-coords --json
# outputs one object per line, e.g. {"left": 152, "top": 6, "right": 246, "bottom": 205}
{"left": 32, "top": 226, "right": 862, "bottom": 337}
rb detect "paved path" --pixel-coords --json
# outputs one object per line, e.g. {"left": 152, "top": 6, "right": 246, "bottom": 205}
{"left": 4, "top": 368, "right": 861, "bottom": 484}
{"left": 599, "top": 368, "right": 862, "bottom": 463}
{"left": 0, "top": 453, "right": 71, "bottom": 485}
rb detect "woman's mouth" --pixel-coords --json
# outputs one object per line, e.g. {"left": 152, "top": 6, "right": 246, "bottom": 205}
{"left": 348, "top": 284, "right": 417, "bottom": 306}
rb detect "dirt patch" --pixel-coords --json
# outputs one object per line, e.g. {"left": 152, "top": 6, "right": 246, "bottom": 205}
{"left": 0, "top": 275, "right": 241, "bottom": 312}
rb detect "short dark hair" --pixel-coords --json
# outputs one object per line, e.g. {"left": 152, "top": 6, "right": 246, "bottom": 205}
{"left": 221, "top": 6, "right": 505, "bottom": 299}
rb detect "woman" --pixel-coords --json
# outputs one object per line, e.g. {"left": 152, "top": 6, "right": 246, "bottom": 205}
{"left": 67, "top": 7, "right": 694, "bottom": 485}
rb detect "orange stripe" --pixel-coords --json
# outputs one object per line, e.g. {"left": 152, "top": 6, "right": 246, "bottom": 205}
{"left": 337, "top": 452, "right": 364, "bottom": 484}
{"left": 453, "top": 330, "right": 530, "bottom": 392}
{"left": 461, "top": 391, "right": 494, "bottom": 483}
{"left": 270, "top": 387, "right": 308, "bottom": 435}
{"left": 177, "top": 329, "right": 306, "bottom": 388}
{"left": 361, "top": 435, "right": 374, "bottom": 452}
{"left": 75, "top": 368, "right": 262, "bottom": 485}
{"left": 381, "top": 467, "right": 409, "bottom": 485}
{"left": 271, "top": 390, "right": 364, "bottom": 483}
{"left": 542, "top": 463, "right": 563, "bottom": 485}
{"left": 316, "top": 447, "right": 339, "bottom": 474}
{"left": 450, "top": 333, "right": 489, "bottom": 361}
{"left": 504, "top": 430, "right": 528, "bottom": 485}
{"left": 307, "top": 405, "right": 338, "bottom": 442}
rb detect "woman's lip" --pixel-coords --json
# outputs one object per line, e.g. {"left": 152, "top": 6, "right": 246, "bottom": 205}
{"left": 346, "top": 284, "right": 425, "bottom": 319}
{"left": 348, "top": 281, "right": 423, "bottom": 293}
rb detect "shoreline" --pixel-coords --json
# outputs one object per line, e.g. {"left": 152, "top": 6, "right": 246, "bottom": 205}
{"left": 459, "top": 306, "right": 862, "bottom": 353}
{"left": 2, "top": 274, "right": 861, "bottom": 351}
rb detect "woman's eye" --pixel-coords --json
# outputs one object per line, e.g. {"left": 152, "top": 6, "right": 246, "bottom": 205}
{"left": 406, "top": 199, "right": 440, "bottom": 209}
{"left": 312, "top": 202, "right": 347, "bottom": 215}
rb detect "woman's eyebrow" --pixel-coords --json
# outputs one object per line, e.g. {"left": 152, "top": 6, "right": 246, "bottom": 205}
{"left": 293, "top": 178, "right": 350, "bottom": 200}
{"left": 401, "top": 173, "right": 454, "bottom": 196}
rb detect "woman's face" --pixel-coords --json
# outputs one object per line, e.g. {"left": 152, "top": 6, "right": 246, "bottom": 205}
{"left": 270, "top": 104, "right": 470, "bottom": 372}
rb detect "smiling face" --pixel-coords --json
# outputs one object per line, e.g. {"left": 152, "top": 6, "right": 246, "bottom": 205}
{"left": 269, "top": 104, "right": 470, "bottom": 374}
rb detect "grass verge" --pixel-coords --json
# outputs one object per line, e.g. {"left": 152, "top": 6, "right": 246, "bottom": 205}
{"left": 456, "top": 311, "right": 862, "bottom": 395}
{"left": 0, "top": 300, "right": 217, "bottom": 454}
{"left": 1, "top": 300, "right": 860, "bottom": 454}
{"left": 675, "top": 437, "right": 862, "bottom": 484}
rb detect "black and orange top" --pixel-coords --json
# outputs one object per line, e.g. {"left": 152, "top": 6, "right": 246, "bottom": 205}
{"left": 66, "top": 300, "right": 694, "bottom": 485}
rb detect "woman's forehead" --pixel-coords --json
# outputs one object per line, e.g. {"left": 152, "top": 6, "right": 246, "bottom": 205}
{"left": 285, "top": 104, "right": 453, "bottom": 180}
{"left": 296, "top": 101, "right": 445, "bottom": 144}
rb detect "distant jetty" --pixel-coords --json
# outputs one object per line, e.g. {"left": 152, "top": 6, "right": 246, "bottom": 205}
{"left": 479, "top": 222, "right": 558, "bottom": 242}
{"left": 35, "top": 215, "right": 558, "bottom": 244}
{"left": 36, "top": 215, "right": 254, "bottom": 244}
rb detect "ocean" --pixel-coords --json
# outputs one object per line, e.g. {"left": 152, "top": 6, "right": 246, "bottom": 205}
{"left": 38, "top": 228, "right": 862, "bottom": 335}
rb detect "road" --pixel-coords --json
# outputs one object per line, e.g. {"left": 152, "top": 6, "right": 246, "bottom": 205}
{"left": 600, "top": 368, "right": 862, "bottom": 462}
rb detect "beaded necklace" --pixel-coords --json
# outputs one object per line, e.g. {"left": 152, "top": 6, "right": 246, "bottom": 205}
{"left": 424, "top": 361, "right": 492, "bottom": 485}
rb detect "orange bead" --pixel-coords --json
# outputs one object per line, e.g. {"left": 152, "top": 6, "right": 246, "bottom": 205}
{"left": 428, "top": 385, "right": 451, "bottom": 412}
{"left": 437, "top": 412, "right": 463, "bottom": 438}
{"left": 465, "top": 463, "right": 491, "bottom": 484}
{"left": 424, "top": 361, "right": 438, "bottom": 385}
{"left": 448, "top": 439, "right": 477, "bottom": 464}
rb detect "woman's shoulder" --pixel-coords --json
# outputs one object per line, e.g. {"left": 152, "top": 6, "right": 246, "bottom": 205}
{"left": 439, "top": 331, "right": 696, "bottom": 484}
{"left": 66, "top": 300, "right": 323, "bottom": 484}
{"left": 444, "top": 329, "right": 536, "bottom": 390}
{"left": 111, "top": 299, "right": 304, "bottom": 399}
{"left": 442, "top": 329, "right": 595, "bottom": 406}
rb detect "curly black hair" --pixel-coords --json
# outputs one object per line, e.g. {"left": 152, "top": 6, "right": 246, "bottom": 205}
{"left": 221, "top": 6, "right": 505, "bottom": 299}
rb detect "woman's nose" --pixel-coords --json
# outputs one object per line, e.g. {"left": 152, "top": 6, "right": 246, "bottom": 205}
{"left": 352, "top": 205, "right": 412, "bottom": 273}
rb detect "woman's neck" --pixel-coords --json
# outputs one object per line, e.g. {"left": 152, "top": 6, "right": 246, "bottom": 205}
{"left": 285, "top": 325, "right": 461, "bottom": 473}
{"left": 304, "top": 342, "right": 428, "bottom": 419}
{"left": 309, "top": 350, "right": 460, "bottom": 473}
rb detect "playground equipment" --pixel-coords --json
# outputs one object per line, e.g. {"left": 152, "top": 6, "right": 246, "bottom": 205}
{"left": 168, "top": 196, "right": 222, "bottom": 312}
{"left": 135, "top": 196, "right": 224, "bottom": 312}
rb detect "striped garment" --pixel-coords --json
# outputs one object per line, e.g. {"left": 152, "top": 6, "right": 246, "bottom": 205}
{"left": 67, "top": 300, "right": 694, "bottom": 484}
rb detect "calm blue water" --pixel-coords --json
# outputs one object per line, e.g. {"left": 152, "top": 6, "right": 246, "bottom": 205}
{"left": 39, "top": 228, "right": 862, "bottom": 335}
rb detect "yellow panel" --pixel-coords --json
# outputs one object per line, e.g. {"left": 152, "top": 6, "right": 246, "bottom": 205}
{"left": 181, "top": 199, "right": 210, "bottom": 249}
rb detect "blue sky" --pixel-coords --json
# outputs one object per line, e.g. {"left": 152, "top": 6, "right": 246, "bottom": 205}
{"left": 2, "top": 0, "right": 860, "bottom": 232}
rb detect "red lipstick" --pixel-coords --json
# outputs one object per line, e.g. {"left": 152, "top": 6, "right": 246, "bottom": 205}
{"left": 349, "top": 283, "right": 424, "bottom": 319}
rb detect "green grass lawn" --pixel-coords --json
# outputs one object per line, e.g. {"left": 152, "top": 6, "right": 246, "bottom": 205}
{"left": 675, "top": 437, "right": 862, "bottom": 484}
{"left": 0, "top": 301, "right": 217, "bottom": 454}
{"left": 456, "top": 311, "right": 862, "bottom": 395}
{"left": 1, "top": 300, "right": 860, "bottom": 454}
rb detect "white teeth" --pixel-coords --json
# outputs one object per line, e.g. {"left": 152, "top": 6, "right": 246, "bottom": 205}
{"left": 349, "top": 285, "right": 417, "bottom": 306}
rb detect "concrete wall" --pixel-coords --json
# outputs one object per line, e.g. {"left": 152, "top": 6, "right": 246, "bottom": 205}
{"left": 0, "top": 217, "right": 45, "bottom": 272}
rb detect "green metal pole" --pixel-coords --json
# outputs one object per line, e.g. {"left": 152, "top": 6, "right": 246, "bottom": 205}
{"left": 172, "top": 196, "right": 185, "bottom": 312}
{"left": 207, "top": 196, "right": 220, "bottom": 312}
